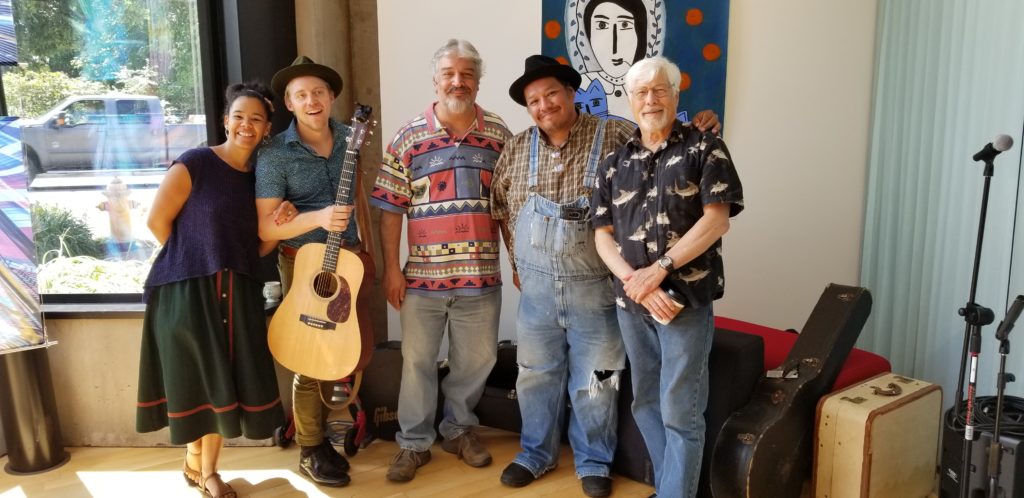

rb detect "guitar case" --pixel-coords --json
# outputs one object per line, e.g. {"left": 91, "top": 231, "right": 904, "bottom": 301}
{"left": 475, "top": 340, "right": 522, "bottom": 433}
{"left": 358, "top": 341, "right": 447, "bottom": 441}
{"left": 710, "top": 283, "right": 872, "bottom": 498}
{"left": 353, "top": 250, "right": 376, "bottom": 372}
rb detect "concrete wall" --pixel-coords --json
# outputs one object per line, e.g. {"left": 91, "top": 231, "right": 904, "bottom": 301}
{"left": 45, "top": 318, "right": 292, "bottom": 447}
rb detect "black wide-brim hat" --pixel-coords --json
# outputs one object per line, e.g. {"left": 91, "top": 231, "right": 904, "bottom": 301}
{"left": 508, "top": 54, "right": 583, "bottom": 106}
{"left": 271, "top": 55, "right": 343, "bottom": 98}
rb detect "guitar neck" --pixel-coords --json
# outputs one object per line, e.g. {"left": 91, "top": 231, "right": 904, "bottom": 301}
{"left": 322, "top": 139, "right": 360, "bottom": 273}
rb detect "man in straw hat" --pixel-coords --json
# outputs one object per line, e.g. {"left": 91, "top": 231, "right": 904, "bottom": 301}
{"left": 371, "top": 39, "right": 511, "bottom": 483}
{"left": 254, "top": 55, "right": 365, "bottom": 488}
{"left": 491, "top": 54, "right": 718, "bottom": 497}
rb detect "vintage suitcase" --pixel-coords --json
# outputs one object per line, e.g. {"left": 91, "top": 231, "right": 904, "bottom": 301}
{"left": 711, "top": 284, "right": 873, "bottom": 498}
{"left": 814, "top": 373, "right": 942, "bottom": 498}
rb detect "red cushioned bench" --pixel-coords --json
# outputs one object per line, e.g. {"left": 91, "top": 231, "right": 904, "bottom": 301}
{"left": 714, "top": 316, "right": 891, "bottom": 390}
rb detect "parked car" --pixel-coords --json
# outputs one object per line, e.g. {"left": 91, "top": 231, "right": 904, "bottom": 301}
{"left": 19, "top": 94, "right": 207, "bottom": 181}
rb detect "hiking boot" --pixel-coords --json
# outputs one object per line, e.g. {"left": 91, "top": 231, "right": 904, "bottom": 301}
{"left": 386, "top": 448, "right": 431, "bottom": 483}
{"left": 441, "top": 429, "right": 492, "bottom": 467}
{"left": 500, "top": 462, "right": 537, "bottom": 487}
{"left": 581, "top": 476, "right": 612, "bottom": 497}
{"left": 299, "top": 442, "right": 350, "bottom": 487}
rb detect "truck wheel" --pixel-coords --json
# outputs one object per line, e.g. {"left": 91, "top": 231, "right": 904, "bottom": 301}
{"left": 24, "top": 152, "right": 41, "bottom": 183}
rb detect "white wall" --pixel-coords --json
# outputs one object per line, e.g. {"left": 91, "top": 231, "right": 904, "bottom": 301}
{"left": 377, "top": 0, "right": 879, "bottom": 339}
{"left": 716, "top": 1, "right": 878, "bottom": 328}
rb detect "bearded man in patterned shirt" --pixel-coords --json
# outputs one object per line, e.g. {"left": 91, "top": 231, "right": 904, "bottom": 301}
{"left": 371, "top": 39, "right": 511, "bottom": 484}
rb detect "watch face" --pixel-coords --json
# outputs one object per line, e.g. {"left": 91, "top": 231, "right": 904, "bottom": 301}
{"left": 659, "top": 256, "right": 672, "bottom": 269}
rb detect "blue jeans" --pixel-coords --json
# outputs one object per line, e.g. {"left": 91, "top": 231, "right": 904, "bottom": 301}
{"left": 395, "top": 291, "right": 500, "bottom": 451}
{"left": 513, "top": 272, "right": 625, "bottom": 478}
{"left": 616, "top": 305, "right": 714, "bottom": 498}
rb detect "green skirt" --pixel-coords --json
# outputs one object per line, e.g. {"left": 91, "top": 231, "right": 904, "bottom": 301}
{"left": 137, "top": 270, "right": 284, "bottom": 444}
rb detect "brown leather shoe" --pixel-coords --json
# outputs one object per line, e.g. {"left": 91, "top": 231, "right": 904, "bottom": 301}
{"left": 386, "top": 448, "right": 432, "bottom": 482}
{"left": 441, "top": 429, "right": 492, "bottom": 467}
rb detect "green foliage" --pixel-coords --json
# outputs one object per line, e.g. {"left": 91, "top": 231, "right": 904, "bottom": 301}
{"left": 31, "top": 203, "right": 106, "bottom": 263}
{"left": 5, "top": 67, "right": 108, "bottom": 118}
{"left": 8, "top": 0, "right": 203, "bottom": 121}
{"left": 11, "top": 0, "right": 81, "bottom": 74}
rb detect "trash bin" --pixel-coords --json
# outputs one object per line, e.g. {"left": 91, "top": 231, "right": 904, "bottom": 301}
{"left": 0, "top": 347, "right": 69, "bottom": 474}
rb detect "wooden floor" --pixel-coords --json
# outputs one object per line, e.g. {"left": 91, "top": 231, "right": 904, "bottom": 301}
{"left": 0, "top": 427, "right": 656, "bottom": 497}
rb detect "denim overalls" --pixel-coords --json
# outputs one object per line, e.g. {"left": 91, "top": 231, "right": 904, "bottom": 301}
{"left": 509, "top": 121, "right": 626, "bottom": 479}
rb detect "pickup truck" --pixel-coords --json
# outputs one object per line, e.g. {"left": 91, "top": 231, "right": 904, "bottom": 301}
{"left": 19, "top": 94, "right": 207, "bottom": 180}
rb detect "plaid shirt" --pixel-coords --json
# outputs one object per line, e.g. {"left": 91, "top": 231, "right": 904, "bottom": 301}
{"left": 491, "top": 112, "right": 635, "bottom": 269}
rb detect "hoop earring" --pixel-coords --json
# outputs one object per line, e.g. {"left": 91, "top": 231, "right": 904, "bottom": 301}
{"left": 224, "top": 127, "right": 230, "bottom": 137}
{"left": 262, "top": 135, "right": 270, "bottom": 146}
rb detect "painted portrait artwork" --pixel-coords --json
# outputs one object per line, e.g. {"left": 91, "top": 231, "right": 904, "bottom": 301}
{"left": 541, "top": 0, "right": 730, "bottom": 125}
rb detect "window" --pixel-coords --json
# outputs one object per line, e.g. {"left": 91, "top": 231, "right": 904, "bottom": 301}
{"left": 7, "top": 0, "right": 207, "bottom": 300}
{"left": 116, "top": 99, "right": 153, "bottom": 125}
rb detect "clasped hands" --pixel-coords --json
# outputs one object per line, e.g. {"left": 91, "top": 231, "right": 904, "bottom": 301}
{"left": 623, "top": 263, "right": 683, "bottom": 324}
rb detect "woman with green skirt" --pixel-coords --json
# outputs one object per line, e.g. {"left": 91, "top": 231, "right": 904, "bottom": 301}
{"left": 136, "top": 82, "right": 295, "bottom": 498}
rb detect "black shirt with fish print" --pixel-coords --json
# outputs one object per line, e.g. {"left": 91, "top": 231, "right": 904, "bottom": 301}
{"left": 591, "top": 120, "right": 744, "bottom": 314}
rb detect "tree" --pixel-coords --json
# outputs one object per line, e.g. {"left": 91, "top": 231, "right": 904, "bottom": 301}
{"left": 5, "top": 67, "right": 106, "bottom": 118}
{"left": 11, "top": 0, "right": 81, "bottom": 74}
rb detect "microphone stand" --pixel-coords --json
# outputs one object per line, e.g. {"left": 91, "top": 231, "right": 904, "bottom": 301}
{"left": 955, "top": 159, "right": 997, "bottom": 498}
{"left": 987, "top": 295, "right": 1023, "bottom": 498}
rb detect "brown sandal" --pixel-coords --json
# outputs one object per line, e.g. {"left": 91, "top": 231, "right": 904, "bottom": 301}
{"left": 183, "top": 449, "right": 201, "bottom": 487}
{"left": 199, "top": 473, "right": 237, "bottom": 498}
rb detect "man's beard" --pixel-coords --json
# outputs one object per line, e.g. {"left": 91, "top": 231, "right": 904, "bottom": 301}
{"left": 441, "top": 92, "right": 473, "bottom": 114}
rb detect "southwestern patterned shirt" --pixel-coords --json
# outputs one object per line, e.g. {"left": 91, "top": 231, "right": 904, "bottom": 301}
{"left": 491, "top": 112, "right": 635, "bottom": 270}
{"left": 592, "top": 120, "right": 744, "bottom": 313}
{"left": 371, "top": 103, "right": 511, "bottom": 296}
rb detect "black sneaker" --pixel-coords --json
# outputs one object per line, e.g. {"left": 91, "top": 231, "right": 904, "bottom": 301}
{"left": 581, "top": 476, "right": 612, "bottom": 497}
{"left": 500, "top": 462, "right": 536, "bottom": 487}
{"left": 299, "top": 443, "right": 351, "bottom": 487}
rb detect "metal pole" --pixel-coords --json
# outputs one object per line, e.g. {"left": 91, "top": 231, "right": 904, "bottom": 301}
{"left": 0, "top": 347, "right": 69, "bottom": 474}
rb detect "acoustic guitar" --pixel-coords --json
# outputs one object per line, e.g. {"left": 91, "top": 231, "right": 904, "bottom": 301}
{"left": 268, "top": 104, "right": 373, "bottom": 381}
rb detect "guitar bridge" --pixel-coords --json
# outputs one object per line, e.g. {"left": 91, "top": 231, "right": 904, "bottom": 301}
{"left": 299, "top": 314, "right": 337, "bottom": 330}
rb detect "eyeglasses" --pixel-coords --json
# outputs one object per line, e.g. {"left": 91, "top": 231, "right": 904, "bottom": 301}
{"left": 630, "top": 86, "right": 672, "bottom": 100}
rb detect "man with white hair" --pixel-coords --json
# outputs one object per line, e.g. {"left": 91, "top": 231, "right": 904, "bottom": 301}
{"left": 593, "top": 56, "right": 744, "bottom": 498}
{"left": 371, "top": 39, "right": 511, "bottom": 483}
{"left": 492, "top": 54, "right": 718, "bottom": 498}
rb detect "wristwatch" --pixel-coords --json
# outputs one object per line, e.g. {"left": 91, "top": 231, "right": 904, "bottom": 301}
{"left": 657, "top": 255, "right": 674, "bottom": 271}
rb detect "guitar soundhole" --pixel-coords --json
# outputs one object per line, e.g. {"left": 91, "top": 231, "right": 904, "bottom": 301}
{"left": 312, "top": 272, "right": 341, "bottom": 298}
{"left": 310, "top": 272, "right": 352, "bottom": 323}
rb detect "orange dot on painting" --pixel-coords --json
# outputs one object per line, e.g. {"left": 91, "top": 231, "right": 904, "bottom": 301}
{"left": 703, "top": 43, "right": 721, "bottom": 61}
{"left": 686, "top": 9, "right": 703, "bottom": 25}
{"left": 545, "top": 20, "right": 562, "bottom": 39}
{"left": 679, "top": 72, "right": 692, "bottom": 92}
{"left": 556, "top": 56, "right": 569, "bottom": 66}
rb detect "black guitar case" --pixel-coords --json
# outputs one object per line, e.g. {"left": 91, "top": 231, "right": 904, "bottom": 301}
{"left": 475, "top": 340, "right": 522, "bottom": 432}
{"left": 710, "top": 283, "right": 872, "bottom": 498}
{"left": 359, "top": 341, "right": 447, "bottom": 441}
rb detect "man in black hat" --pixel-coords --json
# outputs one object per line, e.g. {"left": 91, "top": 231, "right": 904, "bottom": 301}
{"left": 255, "top": 55, "right": 364, "bottom": 488}
{"left": 490, "top": 54, "right": 719, "bottom": 497}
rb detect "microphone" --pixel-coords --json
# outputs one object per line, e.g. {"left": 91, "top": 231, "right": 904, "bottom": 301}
{"left": 972, "top": 134, "right": 1014, "bottom": 162}
{"left": 995, "top": 295, "right": 1024, "bottom": 341}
